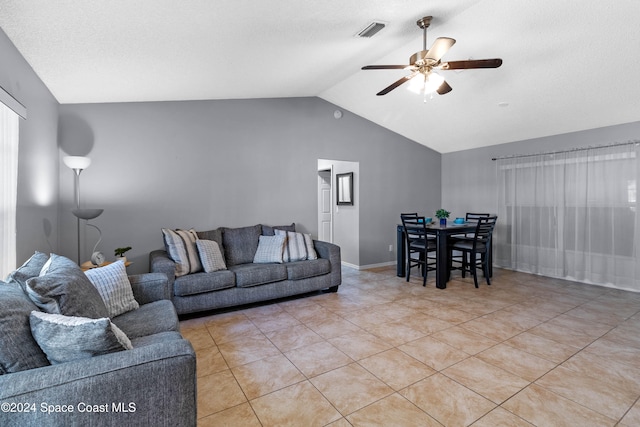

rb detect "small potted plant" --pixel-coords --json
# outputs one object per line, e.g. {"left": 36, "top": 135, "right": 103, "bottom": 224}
{"left": 114, "top": 246, "right": 132, "bottom": 263}
{"left": 435, "top": 209, "right": 450, "bottom": 227}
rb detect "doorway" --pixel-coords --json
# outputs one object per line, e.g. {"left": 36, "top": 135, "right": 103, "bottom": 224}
{"left": 317, "top": 159, "right": 359, "bottom": 267}
{"left": 317, "top": 169, "right": 333, "bottom": 243}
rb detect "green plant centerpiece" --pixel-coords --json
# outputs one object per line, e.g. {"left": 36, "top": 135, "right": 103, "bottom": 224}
{"left": 114, "top": 246, "right": 132, "bottom": 262}
{"left": 435, "top": 209, "right": 450, "bottom": 226}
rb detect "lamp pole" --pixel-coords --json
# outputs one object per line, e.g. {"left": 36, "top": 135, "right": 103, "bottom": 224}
{"left": 72, "top": 168, "right": 82, "bottom": 264}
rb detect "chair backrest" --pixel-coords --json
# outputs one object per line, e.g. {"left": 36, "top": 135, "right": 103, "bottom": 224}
{"left": 401, "top": 212, "right": 419, "bottom": 221}
{"left": 472, "top": 216, "right": 498, "bottom": 250}
{"left": 466, "top": 212, "right": 491, "bottom": 222}
{"left": 401, "top": 215, "right": 427, "bottom": 243}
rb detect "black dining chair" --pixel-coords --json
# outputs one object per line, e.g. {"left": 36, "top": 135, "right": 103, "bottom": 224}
{"left": 449, "top": 212, "right": 491, "bottom": 272}
{"left": 452, "top": 213, "right": 491, "bottom": 240}
{"left": 401, "top": 215, "right": 437, "bottom": 286}
{"left": 448, "top": 215, "right": 497, "bottom": 288}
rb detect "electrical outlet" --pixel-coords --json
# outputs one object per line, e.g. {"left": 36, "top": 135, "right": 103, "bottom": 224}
{"left": 388, "top": 244, "right": 393, "bottom": 252}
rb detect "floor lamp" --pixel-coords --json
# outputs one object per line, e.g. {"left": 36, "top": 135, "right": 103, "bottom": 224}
{"left": 63, "top": 156, "right": 103, "bottom": 264}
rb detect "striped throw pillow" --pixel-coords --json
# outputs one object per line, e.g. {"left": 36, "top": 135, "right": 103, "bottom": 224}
{"left": 303, "top": 234, "right": 318, "bottom": 260}
{"left": 275, "top": 230, "right": 317, "bottom": 262}
{"left": 162, "top": 228, "right": 202, "bottom": 276}
{"left": 84, "top": 260, "right": 139, "bottom": 317}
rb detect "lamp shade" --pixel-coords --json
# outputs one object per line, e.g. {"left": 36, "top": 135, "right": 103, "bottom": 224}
{"left": 72, "top": 208, "right": 104, "bottom": 220}
{"left": 63, "top": 156, "right": 91, "bottom": 170}
{"left": 407, "top": 72, "right": 445, "bottom": 95}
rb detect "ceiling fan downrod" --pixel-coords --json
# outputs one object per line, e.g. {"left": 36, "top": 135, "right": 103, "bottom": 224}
{"left": 417, "top": 16, "right": 432, "bottom": 52}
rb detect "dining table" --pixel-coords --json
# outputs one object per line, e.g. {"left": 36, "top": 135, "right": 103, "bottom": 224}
{"left": 396, "top": 221, "right": 483, "bottom": 289}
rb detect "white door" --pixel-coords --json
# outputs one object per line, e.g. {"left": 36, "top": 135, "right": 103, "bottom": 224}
{"left": 317, "top": 170, "right": 333, "bottom": 242}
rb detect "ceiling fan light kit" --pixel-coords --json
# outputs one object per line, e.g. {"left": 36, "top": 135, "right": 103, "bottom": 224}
{"left": 362, "top": 15, "right": 502, "bottom": 97}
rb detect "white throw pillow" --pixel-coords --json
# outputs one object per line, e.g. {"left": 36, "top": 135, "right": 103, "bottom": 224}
{"left": 253, "top": 235, "right": 286, "bottom": 264}
{"left": 84, "top": 260, "right": 139, "bottom": 318}
{"left": 196, "top": 239, "right": 227, "bottom": 272}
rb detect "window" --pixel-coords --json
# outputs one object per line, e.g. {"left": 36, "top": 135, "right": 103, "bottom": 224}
{"left": 0, "top": 98, "right": 21, "bottom": 278}
{"left": 496, "top": 143, "right": 640, "bottom": 290}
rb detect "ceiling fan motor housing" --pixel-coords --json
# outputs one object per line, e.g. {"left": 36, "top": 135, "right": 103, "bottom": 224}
{"left": 410, "top": 50, "right": 436, "bottom": 67}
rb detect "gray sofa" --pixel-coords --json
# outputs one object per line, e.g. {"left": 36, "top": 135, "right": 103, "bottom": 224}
{"left": 150, "top": 224, "right": 341, "bottom": 315}
{"left": 0, "top": 256, "right": 196, "bottom": 427}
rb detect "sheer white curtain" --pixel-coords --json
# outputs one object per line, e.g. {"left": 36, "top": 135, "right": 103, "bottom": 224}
{"left": 0, "top": 101, "right": 20, "bottom": 278}
{"left": 496, "top": 143, "right": 640, "bottom": 291}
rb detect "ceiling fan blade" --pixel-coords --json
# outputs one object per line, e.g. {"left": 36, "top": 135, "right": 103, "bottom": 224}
{"left": 437, "top": 80, "right": 452, "bottom": 95}
{"left": 376, "top": 73, "right": 416, "bottom": 96}
{"left": 362, "top": 65, "right": 408, "bottom": 70}
{"left": 426, "top": 37, "right": 456, "bottom": 61}
{"left": 439, "top": 58, "right": 503, "bottom": 70}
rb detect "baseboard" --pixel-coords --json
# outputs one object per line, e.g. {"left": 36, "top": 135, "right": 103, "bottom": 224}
{"left": 341, "top": 261, "right": 396, "bottom": 271}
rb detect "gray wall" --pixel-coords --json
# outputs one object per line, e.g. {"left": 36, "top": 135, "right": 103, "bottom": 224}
{"left": 442, "top": 120, "right": 640, "bottom": 217}
{"left": 58, "top": 99, "right": 441, "bottom": 272}
{"left": 0, "top": 29, "right": 59, "bottom": 265}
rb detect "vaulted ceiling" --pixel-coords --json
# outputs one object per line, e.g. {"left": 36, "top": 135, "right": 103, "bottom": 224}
{"left": 1, "top": 0, "right": 639, "bottom": 153}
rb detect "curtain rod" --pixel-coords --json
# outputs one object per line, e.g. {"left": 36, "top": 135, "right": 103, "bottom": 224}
{"left": 491, "top": 139, "right": 640, "bottom": 161}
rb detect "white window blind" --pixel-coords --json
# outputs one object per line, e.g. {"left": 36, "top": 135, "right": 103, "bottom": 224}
{"left": 0, "top": 100, "right": 20, "bottom": 278}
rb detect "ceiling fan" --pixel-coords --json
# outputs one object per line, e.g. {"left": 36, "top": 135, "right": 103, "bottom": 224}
{"left": 362, "top": 16, "right": 502, "bottom": 96}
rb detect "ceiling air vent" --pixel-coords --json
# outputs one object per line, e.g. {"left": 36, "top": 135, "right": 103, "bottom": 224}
{"left": 357, "top": 21, "right": 385, "bottom": 38}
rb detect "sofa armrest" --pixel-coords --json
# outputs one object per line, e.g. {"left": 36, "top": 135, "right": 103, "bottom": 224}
{"left": 128, "top": 273, "right": 170, "bottom": 304}
{"left": 0, "top": 339, "right": 196, "bottom": 427}
{"left": 313, "top": 240, "right": 342, "bottom": 288}
{"left": 149, "top": 250, "right": 176, "bottom": 288}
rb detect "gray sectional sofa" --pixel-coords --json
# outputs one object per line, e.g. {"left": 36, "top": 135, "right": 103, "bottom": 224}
{"left": 150, "top": 224, "right": 342, "bottom": 315}
{"left": 0, "top": 254, "right": 196, "bottom": 427}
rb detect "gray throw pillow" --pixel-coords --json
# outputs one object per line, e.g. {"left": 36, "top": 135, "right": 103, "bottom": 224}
{"left": 0, "top": 282, "right": 50, "bottom": 374}
{"left": 30, "top": 311, "right": 133, "bottom": 365}
{"left": 4, "top": 251, "right": 50, "bottom": 290}
{"left": 222, "top": 224, "right": 262, "bottom": 266}
{"left": 84, "top": 260, "right": 139, "bottom": 317}
{"left": 25, "top": 254, "right": 109, "bottom": 319}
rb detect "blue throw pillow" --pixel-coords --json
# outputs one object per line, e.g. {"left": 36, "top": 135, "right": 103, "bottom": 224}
{"left": 0, "top": 282, "right": 50, "bottom": 374}
{"left": 25, "top": 254, "right": 109, "bottom": 319}
{"left": 30, "top": 311, "right": 132, "bottom": 365}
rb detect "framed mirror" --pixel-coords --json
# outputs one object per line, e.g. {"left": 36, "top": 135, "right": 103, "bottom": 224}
{"left": 336, "top": 172, "right": 354, "bottom": 205}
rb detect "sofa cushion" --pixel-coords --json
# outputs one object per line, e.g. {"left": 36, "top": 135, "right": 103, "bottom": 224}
{"left": 261, "top": 223, "right": 295, "bottom": 236}
{"left": 29, "top": 311, "right": 132, "bottom": 365}
{"left": 111, "top": 300, "right": 179, "bottom": 339}
{"left": 229, "top": 263, "right": 288, "bottom": 288}
{"left": 4, "top": 251, "right": 49, "bottom": 290}
{"left": 85, "top": 260, "right": 139, "bottom": 317}
{"left": 196, "top": 239, "right": 227, "bottom": 272}
{"left": 173, "top": 270, "right": 236, "bottom": 296}
{"left": 286, "top": 259, "right": 331, "bottom": 281}
{"left": 25, "top": 254, "right": 109, "bottom": 319}
{"left": 162, "top": 228, "right": 202, "bottom": 276}
{"left": 0, "top": 282, "right": 50, "bottom": 374}
{"left": 275, "top": 230, "right": 318, "bottom": 262}
{"left": 223, "top": 224, "right": 262, "bottom": 266}
{"left": 253, "top": 235, "right": 286, "bottom": 264}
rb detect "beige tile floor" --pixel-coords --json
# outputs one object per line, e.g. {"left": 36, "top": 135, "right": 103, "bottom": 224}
{"left": 181, "top": 266, "right": 640, "bottom": 426}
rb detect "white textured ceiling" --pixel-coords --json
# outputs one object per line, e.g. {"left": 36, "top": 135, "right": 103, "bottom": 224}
{"left": 1, "top": 0, "right": 639, "bottom": 153}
